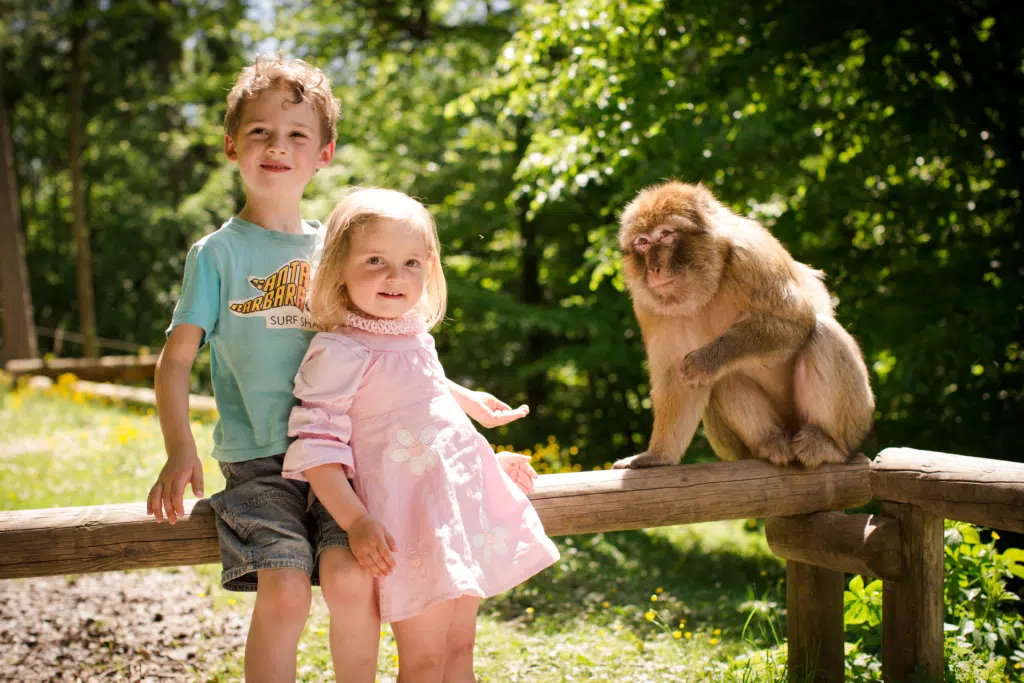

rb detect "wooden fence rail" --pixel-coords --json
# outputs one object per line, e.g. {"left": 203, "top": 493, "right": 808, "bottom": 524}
{"left": 0, "top": 457, "right": 870, "bottom": 579}
{"left": 3, "top": 447, "right": 1024, "bottom": 683}
{"left": 5, "top": 354, "right": 158, "bottom": 383}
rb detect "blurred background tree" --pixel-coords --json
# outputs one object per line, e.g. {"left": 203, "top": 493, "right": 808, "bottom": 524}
{"left": 1, "top": 0, "right": 1020, "bottom": 466}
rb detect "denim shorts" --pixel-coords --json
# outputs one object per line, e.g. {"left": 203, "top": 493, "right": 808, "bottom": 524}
{"left": 209, "top": 454, "right": 350, "bottom": 592}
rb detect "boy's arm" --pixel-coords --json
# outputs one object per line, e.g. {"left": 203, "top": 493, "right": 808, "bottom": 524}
{"left": 148, "top": 324, "right": 205, "bottom": 525}
{"left": 444, "top": 380, "right": 537, "bottom": 494}
{"left": 445, "top": 379, "right": 530, "bottom": 428}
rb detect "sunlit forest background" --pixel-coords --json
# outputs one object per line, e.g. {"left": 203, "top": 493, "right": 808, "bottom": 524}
{"left": 1, "top": 0, "right": 1021, "bottom": 468}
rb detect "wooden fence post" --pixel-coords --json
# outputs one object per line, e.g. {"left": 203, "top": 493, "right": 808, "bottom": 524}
{"left": 786, "top": 560, "right": 845, "bottom": 683}
{"left": 880, "top": 502, "right": 944, "bottom": 682}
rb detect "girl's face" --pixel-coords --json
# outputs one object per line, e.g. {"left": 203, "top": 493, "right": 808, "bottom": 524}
{"left": 341, "top": 219, "right": 431, "bottom": 320}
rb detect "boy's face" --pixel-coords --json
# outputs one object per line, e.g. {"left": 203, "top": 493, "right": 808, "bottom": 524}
{"left": 341, "top": 220, "right": 430, "bottom": 320}
{"left": 224, "top": 88, "right": 334, "bottom": 201}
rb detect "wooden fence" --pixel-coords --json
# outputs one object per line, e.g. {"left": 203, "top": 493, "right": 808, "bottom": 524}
{"left": 3, "top": 447, "right": 1024, "bottom": 682}
{"left": 5, "top": 354, "right": 158, "bottom": 383}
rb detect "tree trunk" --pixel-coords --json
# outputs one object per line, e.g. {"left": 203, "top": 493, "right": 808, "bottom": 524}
{"left": 0, "top": 63, "right": 38, "bottom": 363}
{"left": 514, "top": 118, "right": 547, "bottom": 412}
{"left": 69, "top": 0, "right": 98, "bottom": 358}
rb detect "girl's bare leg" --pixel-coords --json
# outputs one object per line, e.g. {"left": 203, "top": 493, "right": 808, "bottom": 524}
{"left": 319, "top": 547, "right": 380, "bottom": 683}
{"left": 442, "top": 596, "right": 481, "bottom": 683}
{"left": 391, "top": 599, "right": 458, "bottom": 683}
{"left": 246, "top": 568, "right": 312, "bottom": 683}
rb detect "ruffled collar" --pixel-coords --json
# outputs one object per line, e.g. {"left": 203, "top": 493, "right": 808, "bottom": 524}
{"left": 343, "top": 310, "right": 427, "bottom": 336}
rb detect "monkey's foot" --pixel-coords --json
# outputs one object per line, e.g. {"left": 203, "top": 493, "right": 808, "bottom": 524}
{"left": 756, "top": 433, "right": 795, "bottom": 467}
{"left": 612, "top": 452, "right": 675, "bottom": 469}
{"left": 792, "top": 426, "right": 849, "bottom": 468}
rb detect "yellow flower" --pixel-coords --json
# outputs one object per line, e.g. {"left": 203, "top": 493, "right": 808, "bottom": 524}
{"left": 228, "top": 599, "right": 236, "bottom": 605}
{"left": 678, "top": 620, "right": 686, "bottom": 628}
{"left": 992, "top": 531, "right": 1000, "bottom": 541}
{"left": 685, "top": 632, "right": 692, "bottom": 639}
{"left": 672, "top": 631, "right": 682, "bottom": 639}
{"left": 613, "top": 624, "right": 622, "bottom": 631}
{"left": 655, "top": 587, "right": 664, "bottom": 594}
{"left": 710, "top": 637, "right": 720, "bottom": 645}
{"left": 650, "top": 595, "right": 658, "bottom": 602}
{"left": 602, "top": 601, "right": 610, "bottom": 608}
{"left": 713, "top": 628, "right": 721, "bottom": 635}
{"left": 569, "top": 446, "right": 579, "bottom": 455}
{"left": 317, "top": 629, "right": 325, "bottom": 636}
{"left": 645, "top": 610, "right": 656, "bottom": 622}
{"left": 526, "top": 607, "right": 534, "bottom": 614}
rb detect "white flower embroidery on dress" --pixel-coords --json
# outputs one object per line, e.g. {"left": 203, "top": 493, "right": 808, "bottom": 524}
{"left": 390, "top": 426, "right": 439, "bottom": 475}
{"left": 472, "top": 507, "right": 509, "bottom": 562}
{"left": 403, "top": 546, "right": 430, "bottom": 578}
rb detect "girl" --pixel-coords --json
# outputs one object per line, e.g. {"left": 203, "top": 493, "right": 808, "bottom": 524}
{"left": 281, "top": 188, "right": 561, "bottom": 682}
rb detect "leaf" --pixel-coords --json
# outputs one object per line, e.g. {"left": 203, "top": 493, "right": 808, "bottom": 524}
{"left": 960, "top": 525, "right": 982, "bottom": 546}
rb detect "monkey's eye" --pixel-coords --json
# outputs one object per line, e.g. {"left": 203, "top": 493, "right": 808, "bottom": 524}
{"left": 656, "top": 229, "right": 676, "bottom": 243}
{"left": 633, "top": 236, "right": 650, "bottom": 248}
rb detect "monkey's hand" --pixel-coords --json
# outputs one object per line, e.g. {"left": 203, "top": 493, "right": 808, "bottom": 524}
{"left": 680, "top": 348, "right": 720, "bottom": 388}
{"left": 612, "top": 452, "right": 676, "bottom": 469}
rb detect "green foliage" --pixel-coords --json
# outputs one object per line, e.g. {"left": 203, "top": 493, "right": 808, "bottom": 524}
{"left": 3, "top": 0, "right": 1022, "bottom": 466}
{"left": 843, "top": 520, "right": 1024, "bottom": 679}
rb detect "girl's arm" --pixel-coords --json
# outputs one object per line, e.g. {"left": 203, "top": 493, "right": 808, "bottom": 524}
{"left": 283, "top": 336, "right": 397, "bottom": 577}
{"left": 305, "top": 464, "right": 397, "bottom": 578}
{"left": 446, "top": 379, "right": 530, "bottom": 428}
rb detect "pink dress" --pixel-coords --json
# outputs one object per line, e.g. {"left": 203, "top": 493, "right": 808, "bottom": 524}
{"left": 281, "top": 313, "right": 560, "bottom": 623}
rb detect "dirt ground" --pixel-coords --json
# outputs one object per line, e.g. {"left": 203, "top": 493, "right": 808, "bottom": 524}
{"left": 0, "top": 568, "right": 245, "bottom": 682}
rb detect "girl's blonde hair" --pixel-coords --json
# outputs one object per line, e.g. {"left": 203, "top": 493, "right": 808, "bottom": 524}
{"left": 310, "top": 187, "right": 447, "bottom": 330}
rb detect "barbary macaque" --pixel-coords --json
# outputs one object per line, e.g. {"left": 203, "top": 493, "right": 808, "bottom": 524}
{"left": 613, "top": 181, "right": 874, "bottom": 469}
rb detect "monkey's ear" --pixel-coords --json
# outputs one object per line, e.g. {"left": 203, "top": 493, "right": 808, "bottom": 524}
{"left": 692, "top": 181, "right": 718, "bottom": 214}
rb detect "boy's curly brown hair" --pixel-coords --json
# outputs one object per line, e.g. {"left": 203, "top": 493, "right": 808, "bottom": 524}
{"left": 224, "top": 54, "right": 340, "bottom": 146}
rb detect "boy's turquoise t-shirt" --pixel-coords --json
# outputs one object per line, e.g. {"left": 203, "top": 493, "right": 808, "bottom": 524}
{"left": 168, "top": 217, "right": 323, "bottom": 463}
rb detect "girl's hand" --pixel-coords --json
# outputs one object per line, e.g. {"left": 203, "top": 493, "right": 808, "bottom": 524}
{"left": 347, "top": 513, "right": 398, "bottom": 578}
{"left": 496, "top": 452, "right": 538, "bottom": 495}
{"left": 464, "top": 391, "right": 530, "bottom": 428}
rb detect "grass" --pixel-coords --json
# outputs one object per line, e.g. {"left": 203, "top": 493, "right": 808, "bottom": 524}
{"left": 1, "top": 377, "right": 793, "bottom": 681}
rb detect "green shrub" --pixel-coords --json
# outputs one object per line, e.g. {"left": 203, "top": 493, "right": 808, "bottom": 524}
{"left": 843, "top": 520, "right": 1024, "bottom": 680}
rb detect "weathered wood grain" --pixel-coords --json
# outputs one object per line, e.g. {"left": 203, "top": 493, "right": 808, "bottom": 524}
{"left": 881, "top": 502, "right": 944, "bottom": 683}
{"left": 786, "top": 560, "right": 845, "bottom": 683}
{"left": 0, "top": 456, "right": 871, "bottom": 579}
{"left": 73, "top": 380, "right": 217, "bottom": 415}
{"left": 872, "top": 447, "right": 1024, "bottom": 532}
{"left": 765, "top": 512, "right": 902, "bottom": 581}
{"left": 5, "top": 354, "right": 158, "bottom": 382}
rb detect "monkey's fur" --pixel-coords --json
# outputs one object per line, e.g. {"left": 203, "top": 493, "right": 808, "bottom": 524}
{"left": 613, "top": 181, "right": 874, "bottom": 469}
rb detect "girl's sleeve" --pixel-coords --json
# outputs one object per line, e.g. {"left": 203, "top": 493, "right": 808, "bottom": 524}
{"left": 282, "top": 336, "right": 370, "bottom": 481}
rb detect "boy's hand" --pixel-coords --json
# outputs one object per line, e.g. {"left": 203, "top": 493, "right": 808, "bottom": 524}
{"left": 347, "top": 513, "right": 398, "bottom": 578}
{"left": 147, "top": 448, "right": 204, "bottom": 525}
{"left": 496, "top": 452, "right": 538, "bottom": 496}
{"left": 464, "top": 391, "right": 530, "bottom": 428}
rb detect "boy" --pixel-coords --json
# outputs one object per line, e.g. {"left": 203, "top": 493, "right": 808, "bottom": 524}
{"left": 146, "top": 54, "right": 379, "bottom": 683}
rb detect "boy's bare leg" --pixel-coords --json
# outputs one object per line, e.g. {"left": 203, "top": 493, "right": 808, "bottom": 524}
{"left": 442, "top": 596, "right": 481, "bottom": 683}
{"left": 391, "top": 599, "right": 458, "bottom": 683}
{"left": 319, "top": 547, "right": 381, "bottom": 682}
{"left": 246, "top": 568, "right": 312, "bottom": 683}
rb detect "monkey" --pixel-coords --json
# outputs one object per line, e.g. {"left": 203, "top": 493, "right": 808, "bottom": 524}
{"left": 612, "top": 181, "right": 875, "bottom": 470}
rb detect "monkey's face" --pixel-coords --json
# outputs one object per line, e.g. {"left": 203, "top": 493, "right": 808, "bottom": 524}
{"left": 619, "top": 182, "right": 727, "bottom": 315}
